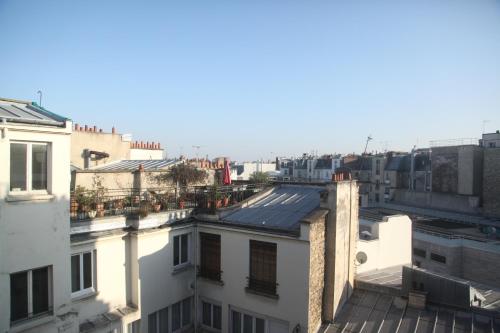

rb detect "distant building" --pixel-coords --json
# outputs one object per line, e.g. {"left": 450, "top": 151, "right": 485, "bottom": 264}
{"left": 71, "top": 123, "right": 164, "bottom": 169}
{"left": 482, "top": 131, "right": 500, "bottom": 218}
{"left": 230, "top": 161, "right": 277, "bottom": 181}
{"left": 292, "top": 154, "right": 341, "bottom": 182}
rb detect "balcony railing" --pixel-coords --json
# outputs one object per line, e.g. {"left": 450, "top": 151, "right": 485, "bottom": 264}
{"left": 70, "top": 184, "right": 267, "bottom": 222}
{"left": 246, "top": 277, "right": 278, "bottom": 296}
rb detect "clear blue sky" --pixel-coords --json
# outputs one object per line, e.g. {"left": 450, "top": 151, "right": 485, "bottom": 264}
{"left": 1, "top": 0, "right": 499, "bottom": 161}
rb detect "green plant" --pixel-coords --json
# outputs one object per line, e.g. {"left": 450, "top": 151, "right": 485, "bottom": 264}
{"left": 74, "top": 185, "right": 93, "bottom": 212}
{"left": 154, "top": 163, "right": 208, "bottom": 187}
{"left": 249, "top": 171, "right": 269, "bottom": 184}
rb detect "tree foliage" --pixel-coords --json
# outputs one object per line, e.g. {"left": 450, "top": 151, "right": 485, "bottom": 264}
{"left": 155, "top": 163, "right": 208, "bottom": 186}
{"left": 249, "top": 171, "right": 269, "bottom": 184}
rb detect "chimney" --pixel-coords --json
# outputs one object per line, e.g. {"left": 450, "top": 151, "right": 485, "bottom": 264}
{"left": 112, "top": 127, "right": 116, "bottom": 134}
{"left": 408, "top": 291, "right": 427, "bottom": 310}
{"left": 321, "top": 179, "right": 359, "bottom": 321}
{"left": 84, "top": 125, "right": 88, "bottom": 132}
{"left": 74, "top": 123, "right": 79, "bottom": 131}
{"left": 99, "top": 128, "right": 103, "bottom": 133}
{"left": 93, "top": 125, "right": 97, "bottom": 132}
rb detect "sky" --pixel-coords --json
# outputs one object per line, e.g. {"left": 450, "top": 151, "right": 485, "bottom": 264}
{"left": 1, "top": 0, "right": 499, "bottom": 161}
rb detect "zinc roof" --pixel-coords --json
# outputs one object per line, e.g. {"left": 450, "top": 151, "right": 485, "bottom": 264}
{"left": 89, "top": 159, "right": 180, "bottom": 172}
{"left": 0, "top": 98, "right": 67, "bottom": 126}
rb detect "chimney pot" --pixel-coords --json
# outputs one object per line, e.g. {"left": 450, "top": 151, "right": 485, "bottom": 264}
{"left": 93, "top": 125, "right": 97, "bottom": 132}
{"left": 84, "top": 125, "right": 88, "bottom": 131}
{"left": 112, "top": 127, "right": 116, "bottom": 134}
{"left": 99, "top": 128, "right": 103, "bottom": 133}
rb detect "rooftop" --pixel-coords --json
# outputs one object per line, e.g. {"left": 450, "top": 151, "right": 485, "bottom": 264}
{"left": 0, "top": 97, "right": 68, "bottom": 126}
{"left": 221, "top": 185, "right": 323, "bottom": 231}
{"left": 322, "top": 288, "right": 500, "bottom": 333}
{"left": 88, "top": 159, "right": 181, "bottom": 172}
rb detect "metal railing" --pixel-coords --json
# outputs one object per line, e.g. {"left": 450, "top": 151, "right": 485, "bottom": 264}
{"left": 246, "top": 277, "right": 278, "bottom": 296}
{"left": 70, "top": 184, "right": 267, "bottom": 222}
{"left": 197, "top": 266, "right": 222, "bottom": 282}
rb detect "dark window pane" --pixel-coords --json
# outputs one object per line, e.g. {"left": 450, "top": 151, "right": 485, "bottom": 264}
{"left": 181, "top": 234, "right": 188, "bottom": 264}
{"left": 173, "top": 236, "right": 179, "bottom": 266}
{"left": 232, "top": 311, "right": 241, "bottom": 333}
{"left": 159, "top": 307, "right": 168, "bottom": 333}
{"left": 243, "top": 314, "right": 253, "bottom": 333}
{"left": 213, "top": 305, "right": 222, "bottom": 330}
{"left": 83, "top": 252, "right": 92, "bottom": 289}
{"left": 32, "top": 267, "right": 49, "bottom": 315}
{"left": 202, "top": 302, "right": 211, "bottom": 326}
{"left": 10, "top": 271, "right": 28, "bottom": 322}
{"left": 32, "top": 144, "right": 47, "bottom": 190}
{"left": 148, "top": 312, "right": 157, "bottom": 333}
{"left": 10, "top": 143, "right": 27, "bottom": 191}
{"left": 172, "top": 302, "right": 181, "bottom": 331}
{"left": 182, "top": 297, "right": 191, "bottom": 326}
{"left": 71, "top": 255, "right": 80, "bottom": 292}
{"left": 200, "top": 233, "right": 221, "bottom": 281}
{"left": 249, "top": 240, "right": 277, "bottom": 294}
{"left": 256, "top": 318, "right": 265, "bottom": 333}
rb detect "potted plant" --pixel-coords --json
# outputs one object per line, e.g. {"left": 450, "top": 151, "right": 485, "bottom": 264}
{"left": 223, "top": 193, "right": 231, "bottom": 207}
{"left": 215, "top": 191, "right": 223, "bottom": 209}
{"left": 75, "top": 186, "right": 93, "bottom": 219}
{"left": 178, "top": 194, "right": 186, "bottom": 209}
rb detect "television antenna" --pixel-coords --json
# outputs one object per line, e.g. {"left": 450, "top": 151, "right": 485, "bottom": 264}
{"left": 37, "top": 90, "right": 42, "bottom": 107}
{"left": 192, "top": 145, "right": 204, "bottom": 161}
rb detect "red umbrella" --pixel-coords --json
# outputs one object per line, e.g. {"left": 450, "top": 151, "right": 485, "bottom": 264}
{"left": 223, "top": 159, "right": 231, "bottom": 185}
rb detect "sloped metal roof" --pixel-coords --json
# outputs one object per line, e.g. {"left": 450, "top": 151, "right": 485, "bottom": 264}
{"left": 322, "top": 288, "right": 500, "bottom": 333}
{"left": 222, "top": 185, "right": 323, "bottom": 230}
{"left": 90, "top": 159, "right": 180, "bottom": 172}
{"left": 0, "top": 98, "right": 67, "bottom": 126}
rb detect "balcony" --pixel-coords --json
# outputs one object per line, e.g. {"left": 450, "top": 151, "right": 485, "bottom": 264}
{"left": 198, "top": 266, "right": 222, "bottom": 282}
{"left": 70, "top": 184, "right": 267, "bottom": 222}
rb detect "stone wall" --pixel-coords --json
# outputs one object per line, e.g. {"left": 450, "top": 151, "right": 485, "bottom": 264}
{"left": 432, "top": 147, "right": 459, "bottom": 194}
{"left": 483, "top": 148, "right": 500, "bottom": 217}
{"left": 306, "top": 211, "right": 327, "bottom": 333}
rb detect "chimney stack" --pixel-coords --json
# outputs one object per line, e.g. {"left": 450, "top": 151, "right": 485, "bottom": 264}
{"left": 112, "top": 127, "right": 116, "bottom": 134}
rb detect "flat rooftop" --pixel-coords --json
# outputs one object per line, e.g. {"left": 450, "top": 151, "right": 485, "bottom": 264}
{"left": 356, "top": 266, "right": 500, "bottom": 312}
{"left": 221, "top": 185, "right": 323, "bottom": 231}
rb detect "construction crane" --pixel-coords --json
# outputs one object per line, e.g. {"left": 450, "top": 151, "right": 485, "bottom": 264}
{"left": 359, "top": 135, "right": 373, "bottom": 172}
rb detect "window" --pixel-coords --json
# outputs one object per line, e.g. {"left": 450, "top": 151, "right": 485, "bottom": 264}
{"left": 148, "top": 307, "right": 168, "bottom": 333}
{"left": 127, "top": 320, "right": 141, "bottom": 333}
{"left": 430, "top": 253, "right": 446, "bottom": 264}
{"left": 199, "top": 233, "right": 221, "bottom": 281}
{"left": 10, "top": 142, "right": 48, "bottom": 192}
{"left": 172, "top": 297, "right": 192, "bottom": 331}
{"left": 375, "top": 159, "right": 380, "bottom": 175}
{"left": 230, "top": 309, "right": 266, "bottom": 333}
{"left": 202, "top": 300, "right": 222, "bottom": 330}
{"left": 413, "top": 248, "right": 426, "bottom": 258}
{"left": 173, "top": 234, "right": 190, "bottom": 267}
{"left": 71, "top": 251, "right": 95, "bottom": 297}
{"left": 248, "top": 240, "right": 277, "bottom": 295}
{"left": 10, "top": 266, "right": 52, "bottom": 324}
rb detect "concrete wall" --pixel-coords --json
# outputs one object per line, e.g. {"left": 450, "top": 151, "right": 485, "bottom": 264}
{"left": 482, "top": 148, "right": 500, "bottom": 217}
{"left": 0, "top": 121, "right": 76, "bottom": 332}
{"left": 71, "top": 130, "right": 131, "bottom": 169}
{"left": 392, "top": 189, "right": 481, "bottom": 214}
{"left": 356, "top": 215, "right": 412, "bottom": 274}
{"left": 431, "top": 145, "right": 482, "bottom": 196}
{"left": 130, "top": 148, "right": 164, "bottom": 160}
{"left": 412, "top": 233, "right": 464, "bottom": 277}
{"left": 196, "top": 224, "right": 311, "bottom": 333}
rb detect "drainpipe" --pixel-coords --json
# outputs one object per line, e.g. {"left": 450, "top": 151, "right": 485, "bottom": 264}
{"left": 193, "top": 221, "right": 198, "bottom": 333}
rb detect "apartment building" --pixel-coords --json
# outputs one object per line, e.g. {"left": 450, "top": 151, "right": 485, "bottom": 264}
{"left": 71, "top": 124, "right": 164, "bottom": 170}
{"left": 0, "top": 98, "right": 75, "bottom": 332}
{"left": 2, "top": 100, "right": 362, "bottom": 333}
{"left": 230, "top": 161, "right": 276, "bottom": 181}
{"left": 292, "top": 155, "right": 341, "bottom": 182}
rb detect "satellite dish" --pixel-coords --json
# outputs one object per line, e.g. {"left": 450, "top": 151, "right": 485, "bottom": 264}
{"left": 356, "top": 251, "right": 368, "bottom": 264}
{"left": 360, "top": 230, "right": 372, "bottom": 240}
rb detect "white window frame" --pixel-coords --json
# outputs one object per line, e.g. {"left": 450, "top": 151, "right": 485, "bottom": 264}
{"left": 172, "top": 297, "right": 192, "bottom": 332}
{"left": 10, "top": 266, "right": 53, "bottom": 325}
{"left": 148, "top": 307, "right": 168, "bottom": 333}
{"left": 71, "top": 251, "right": 96, "bottom": 298}
{"left": 229, "top": 307, "right": 267, "bottom": 333}
{"left": 9, "top": 141, "right": 50, "bottom": 194}
{"left": 200, "top": 298, "right": 222, "bottom": 332}
{"left": 173, "top": 233, "right": 191, "bottom": 268}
